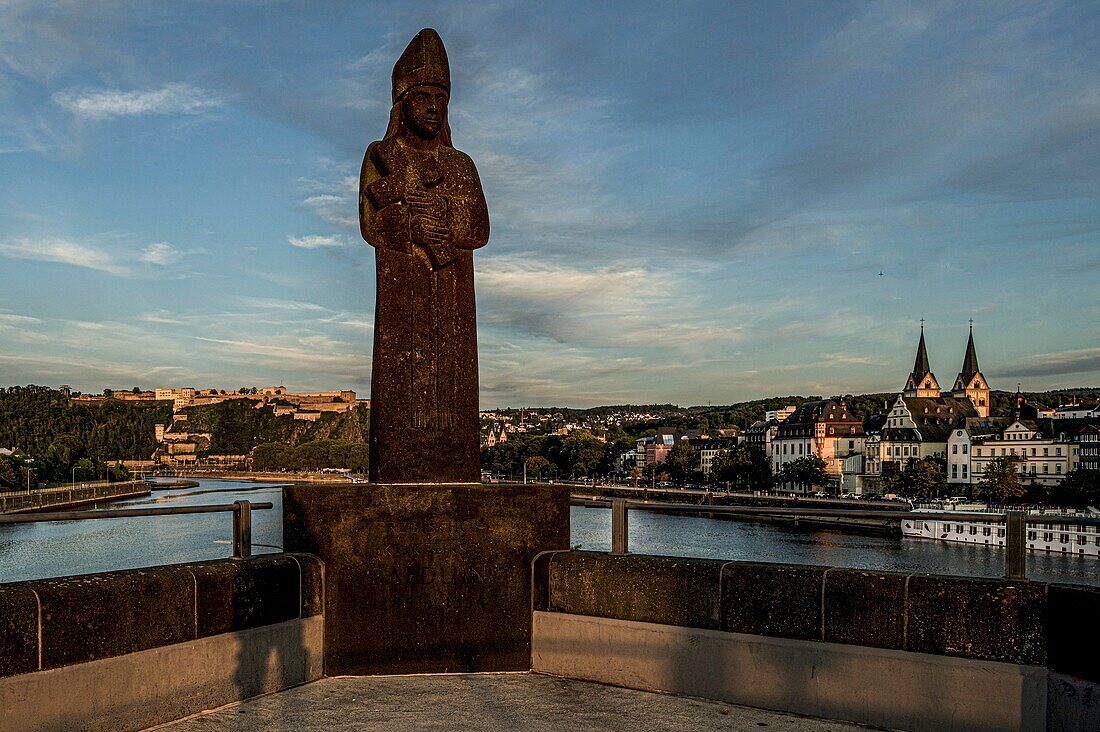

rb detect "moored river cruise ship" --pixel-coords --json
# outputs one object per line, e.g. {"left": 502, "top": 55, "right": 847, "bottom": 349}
{"left": 902, "top": 507, "right": 1100, "bottom": 557}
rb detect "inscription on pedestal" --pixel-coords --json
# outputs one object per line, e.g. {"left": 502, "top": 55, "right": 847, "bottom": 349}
{"left": 283, "top": 482, "right": 569, "bottom": 675}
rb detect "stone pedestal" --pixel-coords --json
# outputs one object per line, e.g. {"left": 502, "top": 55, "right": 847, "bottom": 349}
{"left": 282, "top": 482, "right": 569, "bottom": 675}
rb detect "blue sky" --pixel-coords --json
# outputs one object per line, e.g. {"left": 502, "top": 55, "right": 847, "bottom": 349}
{"left": 1, "top": 1, "right": 1098, "bottom": 407}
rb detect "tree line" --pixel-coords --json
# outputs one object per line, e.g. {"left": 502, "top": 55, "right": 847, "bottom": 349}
{"left": 0, "top": 386, "right": 152, "bottom": 488}
{"left": 480, "top": 430, "right": 635, "bottom": 480}
{"left": 881, "top": 455, "right": 1100, "bottom": 507}
{"left": 250, "top": 440, "right": 369, "bottom": 472}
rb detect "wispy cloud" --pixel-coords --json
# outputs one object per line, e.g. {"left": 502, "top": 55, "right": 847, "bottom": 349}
{"left": 237, "top": 296, "right": 331, "bottom": 313}
{"left": 287, "top": 234, "right": 346, "bottom": 249}
{"left": 0, "top": 237, "right": 130, "bottom": 275}
{"left": 996, "top": 347, "right": 1100, "bottom": 379}
{"left": 53, "top": 83, "right": 224, "bottom": 120}
{"left": 140, "top": 242, "right": 183, "bottom": 266}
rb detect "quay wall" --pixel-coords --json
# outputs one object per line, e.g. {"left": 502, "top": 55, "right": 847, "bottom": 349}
{"left": 532, "top": 551, "right": 1100, "bottom": 732}
{"left": 572, "top": 487, "right": 905, "bottom": 536}
{"left": 0, "top": 480, "right": 150, "bottom": 514}
{"left": 0, "top": 553, "right": 324, "bottom": 732}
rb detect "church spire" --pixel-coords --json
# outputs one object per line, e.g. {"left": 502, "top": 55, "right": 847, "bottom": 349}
{"left": 913, "top": 319, "right": 931, "bottom": 377}
{"left": 960, "top": 319, "right": 979, "bottom": 380}
{"left": 952, "top": 319, "right": 990, "bottom": 417}
{"left": 903, "top": 320, "right": 940, "bottom": 397}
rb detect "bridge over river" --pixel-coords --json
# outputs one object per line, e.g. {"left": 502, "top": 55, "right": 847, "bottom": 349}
{"left": 2, "top": 477, "right": 1099, "bottom": 732}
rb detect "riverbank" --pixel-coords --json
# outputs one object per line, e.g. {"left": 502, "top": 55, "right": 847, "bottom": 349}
{"left": 571, "top": 486, "right": 907, "bottom": 537}
{"left": 153, "top": 471, "right": 362, "bottom": 484}
{"left": 0, "top": 480, "right": 151, "bottom": 514}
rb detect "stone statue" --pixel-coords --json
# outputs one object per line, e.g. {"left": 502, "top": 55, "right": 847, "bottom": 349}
{"left": 360, "top": 28, "right": 489, "bottom": 484}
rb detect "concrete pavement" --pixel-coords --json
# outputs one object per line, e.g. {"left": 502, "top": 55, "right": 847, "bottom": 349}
{"left": 152, "top": 673, "right": 870, "bottom": 731}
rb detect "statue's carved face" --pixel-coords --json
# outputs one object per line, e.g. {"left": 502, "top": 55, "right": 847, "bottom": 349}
{"left": 402, "top": 85, "right": 448, "bottom": 140}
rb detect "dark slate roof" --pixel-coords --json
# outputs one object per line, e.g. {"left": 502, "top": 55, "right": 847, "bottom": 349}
{"left": 1040, "top": 416, "right": 1100, "bottom": 441}
{"left": 863, "top": 413, "right": 888, "bottom": 434}
{"left": 961, "top": 416, "right": 1009, "bottom": 438}
{"left": 900, "top": 395, "right": 977, "bottom": 442}
{"left": 784, "top": 399, "right": 859, "bottom": 425}
{"left": 882, "top": 427, "right": 921, "bottom": 442}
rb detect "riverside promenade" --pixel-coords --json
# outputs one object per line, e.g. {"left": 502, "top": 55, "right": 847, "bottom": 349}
{"left": 0, "top": 479, "right": 150, "bottom": 514}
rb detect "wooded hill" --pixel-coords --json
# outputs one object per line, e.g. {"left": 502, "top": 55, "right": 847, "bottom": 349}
{"left": 174, "top": 400, "right": 369, "bottom": 455}
{"left": 0, "top": 385, "right": 171, "bottom": 460}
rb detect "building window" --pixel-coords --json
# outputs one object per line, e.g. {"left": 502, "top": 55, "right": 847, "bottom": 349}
{"left": 983, "top": 527, "right": 991, "bottom": 536}
{"left": 962, "top": 465, "right": 967, "bottom": 478}
{"left": 1028, "top": 531, "right": 1037, "bottom": 541}
{"left": 1057, "top": 464, "right": 1062, "bottom": 474}
{"left": 1060, "top": 534, "right": 1069, "bottom": 544}
{"left": 963, "top": 444, "right": 968, "bottom": 454}
{"left": 969, "top": 526, "right": 978, "bottom": 535}
{"left": 952, "top": 444, "right": 958, "bottom": 454}
{"left": 1043, "top": 532, "right": 1053, "bottom": 542}
{"left": 952, "top": 464, "right": 958, "bottom": 478}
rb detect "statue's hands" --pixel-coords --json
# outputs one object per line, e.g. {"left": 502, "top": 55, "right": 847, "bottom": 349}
{"left": 406, "top": 190, "right": 449, "bottom": 222}
{"left": 411, "top": 214, "right": 450, "bottom": 247}
{"left": 408, "top": 190, "right": 451, "bottom": 245}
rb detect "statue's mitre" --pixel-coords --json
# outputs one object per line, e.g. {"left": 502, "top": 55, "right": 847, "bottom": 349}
{"left": 392, "top": 28, "right": 451, "bottom": 103}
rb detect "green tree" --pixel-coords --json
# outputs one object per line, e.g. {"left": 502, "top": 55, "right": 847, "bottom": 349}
{"left": 561, "top": 430, "right": 605, "bottom": 477}
{"left": 976, "top": 456, "right": 1025, "bottom": 504}
{"left": 0, "top": 456, "right": 18, "bottom": 489}
{"left": 780, "top": 456, "right": 828, "bottom": 492}
{"left": 711, "top": 443, "right": 772, "bottom": 491}
{"left": 525, "top": 456, "right": 551, "bottom": 480}
{"left": 665, "top": 442, "right": 697, "bottom": 486}
{"left": 1050, "top": 469, "right": 1100, "bottom": 509}
{"left": 598, "top": 437, "right": 635, "bottom": 477}
{"left": 74, "top": 458, "right": 95, "bottom": 481}
{"left": 886, "top": 457, "right": 946, "bottom": 500}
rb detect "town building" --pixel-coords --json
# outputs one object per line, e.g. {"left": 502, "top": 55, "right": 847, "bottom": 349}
{"left": 765, "top": 406, "right": 796, "bottom": 423}
{"left": 744, "top": 419, "right": 779, "bottom": 459}
{"left": 694, "top": 437, "right": 735, "bottom": 480}
{"left": 947, "top": 392, "right": 1092, "bottom": 489}
{"left": 772, "top": 399, "right": 864, "bottom": 491}
{"left": 1075, "top": 424, "right": 1100, "bottom": 471}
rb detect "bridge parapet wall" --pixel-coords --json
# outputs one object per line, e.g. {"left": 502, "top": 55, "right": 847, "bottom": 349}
{"left": 0, "top": 553, "right": 323, "bottom": 731}
{"left": 533, "top": 551, "right": 1100, "bottom": 732}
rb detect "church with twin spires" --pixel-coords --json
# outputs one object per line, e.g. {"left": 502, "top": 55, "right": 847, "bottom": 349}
{"left": 863, "top": 322, "right": 991, "bottom": 477}
{"left": 902, "top": 321, "right": 991, "bottom": 418}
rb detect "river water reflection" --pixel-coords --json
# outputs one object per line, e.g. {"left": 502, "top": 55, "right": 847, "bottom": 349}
{"left": 2, "top": 479, "right": 1098, "bottom": 587}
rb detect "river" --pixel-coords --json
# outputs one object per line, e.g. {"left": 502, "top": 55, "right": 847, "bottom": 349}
{"left": 2, "top": 478, "right": 1099, "bottom": 586}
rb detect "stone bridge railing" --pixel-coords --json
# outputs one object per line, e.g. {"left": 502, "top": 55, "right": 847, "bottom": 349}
{"left": 532, "top": 551, "right": 1100, "bottom": 732}
{"left": 0, "top": 553, "right": 323, "bottom": 732}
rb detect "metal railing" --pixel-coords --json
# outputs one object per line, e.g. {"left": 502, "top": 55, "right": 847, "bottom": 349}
{"left": 582, "top": 498, "right": 1100, "bottom": 581}
{"left": 0, "top": 500, "right": 271, "bottom": 559}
